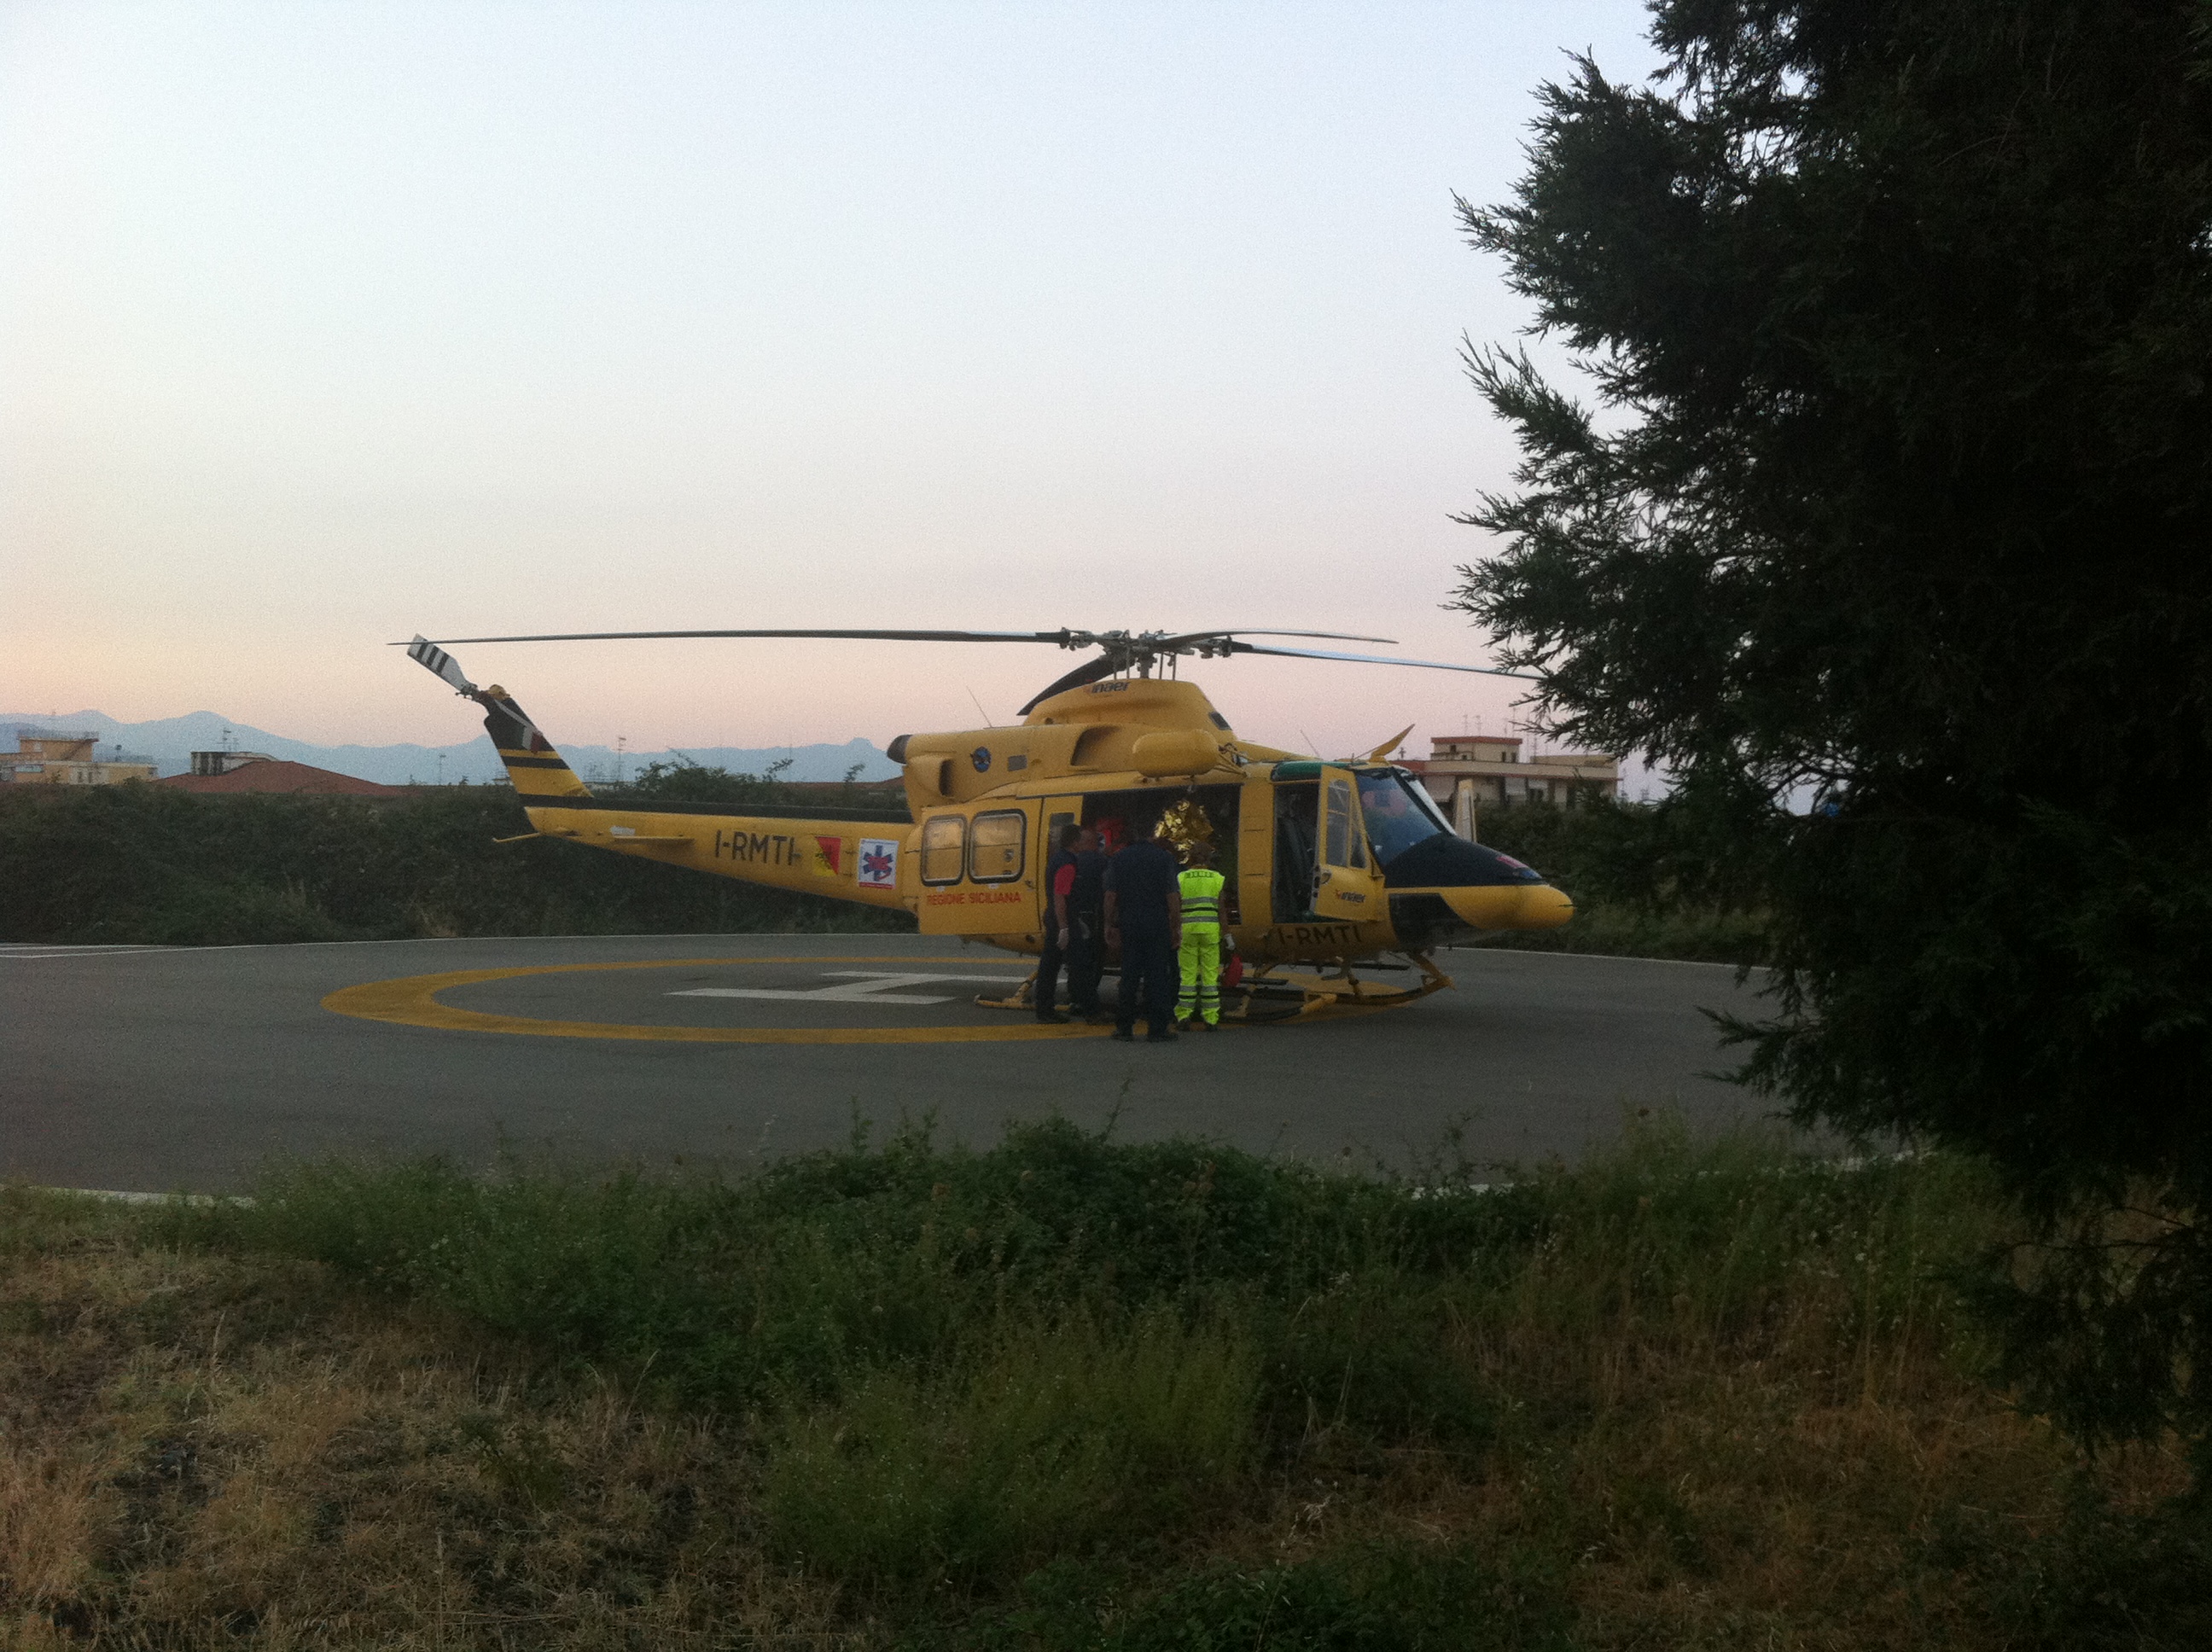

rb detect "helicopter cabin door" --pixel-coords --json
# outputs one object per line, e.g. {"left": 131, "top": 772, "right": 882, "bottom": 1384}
{"left": 913, "top": 803, "right": 1039, "bottom": 938}
{"left": 1312, "top": 765, "right": 1385, "bottom": 923}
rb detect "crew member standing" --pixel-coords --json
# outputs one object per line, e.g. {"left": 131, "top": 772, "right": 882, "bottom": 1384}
{"left": 1103, "top": 828, "right": 1183, "bottom": 1043}
{"left": 1174, "top": 841, "right": 1226, "bottom": 1030}
{"left": 1033, "top": 823, "right": 1085, "bottom": 1023}
{"left": 1061, "top": 826, "right": 1108, "bottom": 1019}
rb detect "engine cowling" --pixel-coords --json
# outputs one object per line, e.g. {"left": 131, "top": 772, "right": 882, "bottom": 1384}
{"left": 1130, "top": 730, "right": 1220, "bottom": 777}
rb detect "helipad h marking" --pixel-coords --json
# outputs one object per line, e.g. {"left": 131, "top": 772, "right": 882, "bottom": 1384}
{"left": 671, "top": 969, "right": 1035, "bottom": 1005}
{"left": 322, "top": 956, "right": 1116, "bottom": 1044}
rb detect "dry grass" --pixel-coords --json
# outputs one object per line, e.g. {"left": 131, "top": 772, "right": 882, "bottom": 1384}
{"left": 0, "top": 1143, "right": 2198, "bottom": 1650}
{"left": 0, "top": 1229, "right": 842, "bottom": 1649}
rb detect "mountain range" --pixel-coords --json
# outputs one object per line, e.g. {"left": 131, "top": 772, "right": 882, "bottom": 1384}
{"left": 1, "top": 709, "right": 898, "bottom": 788}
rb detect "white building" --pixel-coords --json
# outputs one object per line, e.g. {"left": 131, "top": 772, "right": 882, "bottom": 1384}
{"left": 3, "top": 730, "right": 158, "bottom": 786}
{"left": 1403, "top": 734, "right": 1620, "bottom": 835}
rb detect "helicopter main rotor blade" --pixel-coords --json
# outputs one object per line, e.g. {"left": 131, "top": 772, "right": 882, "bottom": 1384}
{"left": 398, "top": 628, "right": 1076, "bottom": 647}
{"left": 1151, "top": 628, "right": 1397, "bottom": 649}
{"left": 1229, "top": 641, "right": 1540, "bottom": 679}
{"left": 1016, "top": 654, "right": 1126, "bottom": 715}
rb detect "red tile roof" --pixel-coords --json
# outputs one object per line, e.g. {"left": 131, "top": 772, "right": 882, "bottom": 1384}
{"left": 154, "top": 760, "right": 409, "bottom": 796}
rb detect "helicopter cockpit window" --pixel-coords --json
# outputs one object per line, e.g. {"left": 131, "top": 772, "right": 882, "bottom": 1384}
{"left": 1355, "top": 769, "right": 1453, "bottom": 868}
{"left": 920, "top": 815, "right": 966, "bottom": 885}
{"left": 969, "top": 810, "right": 1027, "bottom": 883}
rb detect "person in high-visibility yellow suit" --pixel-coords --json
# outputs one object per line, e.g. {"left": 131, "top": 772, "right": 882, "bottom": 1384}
{"left": 1175, "top": 841, "right": 1226, "bottom": 1030}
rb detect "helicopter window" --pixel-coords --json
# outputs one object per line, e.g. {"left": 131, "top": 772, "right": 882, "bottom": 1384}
{"left": 920, "top": 814, "right": 966, "bottom": 884}
{"left": 1322, "top": 777, "right": 1366, "bottom": 870}
{"left": 1273, "top": 783, "right": 1318, "bottom": 920}
{"left": 969, "top": 810, "right": 1027, "bottom": 883}
{"left": 1355, "top": 769, "right": 1453, "bottom": 867}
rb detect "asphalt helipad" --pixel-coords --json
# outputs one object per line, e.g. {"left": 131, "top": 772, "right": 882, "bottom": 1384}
{"left": 1, "top": 934, "right": 1777, "bottom": 1193}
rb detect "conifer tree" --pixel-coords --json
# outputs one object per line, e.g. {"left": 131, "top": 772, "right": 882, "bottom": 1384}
{"left": 1456, "top": 0, "right": 2212, "bottom": 1461}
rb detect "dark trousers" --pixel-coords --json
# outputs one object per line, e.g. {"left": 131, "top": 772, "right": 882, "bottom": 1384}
{"left": 1114, "top": 930, "right": 1179, "bottom": 1035}
{"left": 1065, "top": 917, "right": 1103, "bottom": 1014}
{"left": 1034, "top": 926, "right": 1066, "bottom": 1018}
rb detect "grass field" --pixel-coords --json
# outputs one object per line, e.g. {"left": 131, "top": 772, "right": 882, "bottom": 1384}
{"left": 4, "top": 1118, "right": 2204, "bottom": 1649}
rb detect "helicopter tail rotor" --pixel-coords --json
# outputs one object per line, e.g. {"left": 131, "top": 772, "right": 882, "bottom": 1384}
{"left": 406, "top": 635, "right": 478, "bottom": 696}
{"left": 405, "top": 636, "right": 591, "bottom": 800}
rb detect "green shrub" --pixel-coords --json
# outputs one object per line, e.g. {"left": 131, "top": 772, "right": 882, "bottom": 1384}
{"left": 1934, "top": 1480, "right": 2212, "bottom": 1651}
{"left": 764, "top": 1310, "right": 1259, "bottom": 1586}
{"left": 119, "top": 1119, "right": 2205, "bottom": 1641}
{"left": 1260, "top": 1273, "right": 1495, "bottom": 1448}
{"left": 1476, "top": 800, "right": 1769, "bottom": 964}
{"left": 960, "top": 1544, "right": 1573, "bottom": 1651}
{"left": 0, "top": 782, "right": 911, "bottom": 943}
{"left": 180, "top": 1117, "right": 1994, "bottom": 1435}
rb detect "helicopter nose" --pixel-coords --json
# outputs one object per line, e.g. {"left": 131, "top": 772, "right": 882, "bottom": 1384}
{"left": 1441, "top": 882, "right": 1575, "bottom": 931}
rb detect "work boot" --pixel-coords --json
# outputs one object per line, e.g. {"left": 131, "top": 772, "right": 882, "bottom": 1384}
{"left": 1200, "top": 1018, "right": 1220, "bottom": 1032}
{"left": 1145, "top": 1029, "right": 1180, "bottom": 1044}
{"left": 1110, "top": 1029, "right": 1136, "bottom": 1043}
{"left": 1036, "top": 1010, "right": 1071, "bottom": 1024}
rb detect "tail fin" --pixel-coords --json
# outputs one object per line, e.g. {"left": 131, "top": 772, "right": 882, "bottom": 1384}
{"left": 407, "top": 636, "right": 592, "bottom": 800}
{"left": 474, "top": 685, "right": 593, "bottom": 800}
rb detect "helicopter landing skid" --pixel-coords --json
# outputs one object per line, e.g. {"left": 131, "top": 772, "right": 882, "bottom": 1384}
{"left": 974, "top": 954, "right": 1452, "bottom": 1021}
{"left": 1228, "top": 953, "right": 1452, "bottom": 1022}
{"left": 974, "top": 970, "right": 1040, "bottom": 1012}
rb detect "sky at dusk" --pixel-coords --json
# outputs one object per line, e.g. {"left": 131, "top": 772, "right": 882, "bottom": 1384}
{"left": 3, "top": 1, "right": 1661, "bottom": 764}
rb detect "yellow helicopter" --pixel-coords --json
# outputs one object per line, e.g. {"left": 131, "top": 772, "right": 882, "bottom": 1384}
{"left": 401, "top": 626, "right": 1574, "bottom": 1020}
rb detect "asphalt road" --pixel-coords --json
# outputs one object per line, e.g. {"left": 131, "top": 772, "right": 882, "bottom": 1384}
{"left": 1, "top": 934, "right": 1778, "bottom": 1193}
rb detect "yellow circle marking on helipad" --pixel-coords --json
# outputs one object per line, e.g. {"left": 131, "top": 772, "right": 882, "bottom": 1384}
{"left": 322, "top": 956, "right": 1121, "bottom": 1044}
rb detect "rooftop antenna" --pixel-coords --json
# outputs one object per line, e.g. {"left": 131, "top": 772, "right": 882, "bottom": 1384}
{"left": 966, "top": 687, "right": 995, "bottom": 728}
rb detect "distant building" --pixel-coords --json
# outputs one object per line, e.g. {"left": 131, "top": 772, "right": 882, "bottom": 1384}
{"left": 3, "top": 729, "right": 158, "bottom": 786}
{"left": 189, "top": 749, "right": 277, "bottom": 777}
{"left": 156, "top": 753, "right": 410, "bottom": 797}
{"left": 1403, "top": 733, "right": 1621, "bottom": 835}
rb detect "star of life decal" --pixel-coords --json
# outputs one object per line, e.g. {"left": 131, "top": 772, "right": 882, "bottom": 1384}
{"left": 857, "top": 837, "right": 899, "bottom": 888}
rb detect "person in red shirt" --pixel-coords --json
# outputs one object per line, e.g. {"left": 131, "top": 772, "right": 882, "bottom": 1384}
{"left": 1033, "top": 823, "right": 1090, "bottom": 1022}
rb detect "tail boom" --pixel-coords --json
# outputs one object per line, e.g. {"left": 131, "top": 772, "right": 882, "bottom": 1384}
{"left": 403, "top": 633, "right": 907, "bottom": 912}
{"left": 520, "top": 800, "right": 911, "bottom": 911}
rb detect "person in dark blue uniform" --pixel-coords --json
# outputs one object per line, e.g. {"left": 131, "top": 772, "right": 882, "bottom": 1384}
{"left": 1103, "top": 829, "right": 1184, "bottom": 1043}
{"left": 1061, "top": 825, "right": 1110, "bottom": 1019}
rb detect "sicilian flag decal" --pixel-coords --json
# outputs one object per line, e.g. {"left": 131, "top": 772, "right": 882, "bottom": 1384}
{"left": 811, "top": 835, "right": 845, "bottom": 878}
{"left": 857, "top": 837, "right": 899, "bottom": 888}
